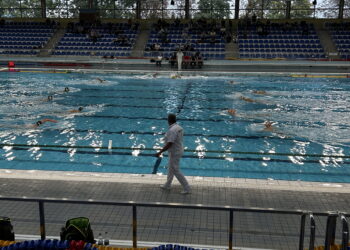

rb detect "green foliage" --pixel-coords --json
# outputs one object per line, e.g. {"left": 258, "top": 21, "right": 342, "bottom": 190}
{"left": 291, "top": 0, "right": 313, "bottom": 18}
{"left": 195, "top": 0, "right": 230, "bottom": 19}
{"left": 0, "top": 0, "right": 21, "bottom": 17}
{"left": 0, "top": 0, "right": 41, "bottom": 17}
{"left": 242, "top": 0, "right": 313, "bottom": 19}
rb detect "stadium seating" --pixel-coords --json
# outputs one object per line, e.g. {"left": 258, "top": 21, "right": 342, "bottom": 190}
{"left": 52, "top": 22, "right": 139, "bottom": 57}
{"left": 0, "top": 21, "right": 57, "bottom": 56}
{"left": 144, "top": 21, "right": 226, "bottom": 60}
{"left": 238, "top": 21, "right": 326, "bottom": 60}
{"left": 326, "top": 22, "right": 350, "bottom": 60}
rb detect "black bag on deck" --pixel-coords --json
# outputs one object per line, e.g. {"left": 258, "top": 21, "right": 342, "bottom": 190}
{"left": 0, "top": 217, "right": 15, "bottom": 241}
{"left": 60, "top": 217, "right": 95, "bottom": 243}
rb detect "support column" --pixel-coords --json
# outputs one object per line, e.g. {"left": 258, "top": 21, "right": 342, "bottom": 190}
{"left": 185, "top": 0, "right": 190, "bottom": 19}
{"left": 88, "top": 0, "right": 93, "bottom": 9}
{"left": 234, "top": 0, "right": 240, "bottom": 19}
{"left": 286, "top": 0, "right": 291, "bottom": 19}
{"left": 136, "top": 0, "right": 141, "bottom": 19}
{"left": 338, "top": 0, "right": 344, "bottom": 19}
{"left": 41, "top": 0, "right": 46, "bottom": 18}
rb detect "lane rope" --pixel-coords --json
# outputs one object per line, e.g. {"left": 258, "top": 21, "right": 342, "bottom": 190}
{"left": 1, "top": 143, "right": 349, "bottom": 159}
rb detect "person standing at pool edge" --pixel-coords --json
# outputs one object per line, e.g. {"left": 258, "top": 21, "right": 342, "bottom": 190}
{"left": 155, "top": 114, "right": 191, "bottom": 194}
{"left": 176, "top": 49, "right": 184, "bottom": 71}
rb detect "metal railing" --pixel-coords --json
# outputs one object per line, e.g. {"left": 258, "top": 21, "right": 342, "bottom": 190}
{"left": 0, "top": 196, "right": 349, "bottom": 250}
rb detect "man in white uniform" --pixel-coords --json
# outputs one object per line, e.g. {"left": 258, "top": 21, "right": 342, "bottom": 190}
{"left": 155, "top": 114, "right": 191, "bottom": 194}
{"left": 176, "top": 49, "right": 184, "bottom": 71}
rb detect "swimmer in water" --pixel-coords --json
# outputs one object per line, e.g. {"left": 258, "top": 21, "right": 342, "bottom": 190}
{"left": 252, "top": 90, "right": 267, "bottom": 95}
{"left": 64, "top": 87, "right": 70, "bottom": 92}
{"left": 68, "top": 107, "right": 83, "bottom": 113}
{"left": 47, "top": 95, "right": 53, "bottom": 101}
{"left": 263, "top": 121, "right": 274, "bottom": 132}
{"left": 26, "top": 118, "right": 58, "bottom": 128}
{"left": 96, "top": 78, "right": 106, "bottom": 83}
{"left": 240, "top": 96, "right": 256, "bottom": 103}
{"left": 227, "top": 109, "right": 236, "bottom": 116}
{"left": 171, "top": 73, "right": 181, "bottom": 79}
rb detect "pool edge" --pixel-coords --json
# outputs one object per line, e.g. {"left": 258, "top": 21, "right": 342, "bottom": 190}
{"left": 1, "top": 169, "right": 349, "bottom": 193}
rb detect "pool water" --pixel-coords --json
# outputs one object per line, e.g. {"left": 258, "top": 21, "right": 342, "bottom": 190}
{"left": 1, "top": 72, "right": 350, "bottom": 183}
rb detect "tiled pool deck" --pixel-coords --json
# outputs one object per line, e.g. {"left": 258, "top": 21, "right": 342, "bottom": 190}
{"left": 0, "top": 169, "right": 349, "bottom": 250}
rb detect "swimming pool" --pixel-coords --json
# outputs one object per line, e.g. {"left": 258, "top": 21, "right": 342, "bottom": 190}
{"left": 1, "top": 71, "right": 350, "bottom": 183}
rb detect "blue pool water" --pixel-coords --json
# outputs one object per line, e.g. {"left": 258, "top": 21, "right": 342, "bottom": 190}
{"left": 1, "top": 72, "right": 350, "bottom": 183}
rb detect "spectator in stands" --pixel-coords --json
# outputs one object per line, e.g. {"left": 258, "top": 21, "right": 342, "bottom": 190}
{"left": 301, "top": 21, "right": 309, "bottom": 36}
{"left": 113, "top": 34, "right": 129, "bottom": 46}
{"left": 128, "top": 19, "right": 133, "bottom": 26}
{"left": 182, "top": 30, "right": 189, "bottom": 41}
{"left": 257, "top": 23, "right": 264, "bottom": 36}
{"left": 89, "top": 29, "right": 101, "bottom": 44}
{"left": 210, "top": 30, "right": 216, "bottom": 39}
{"left": 199, "top": 32, "right": 207, "bottom": 43}
{"left": 33, "top": 44, "right": 43, "bottom": 50}
{"left": 184, "top": 43, "right": 194, "bottom": 52}
{"left": 195, "top": 51, "right": 203, "bottom": 68}
{"left": 107, "top": 22, "right": 113, "bottom": 34}
{"left": 226, "top": 32, "right": 232, "bottom": 43}
{"left": 210, "top": 36, "right": 215, "bottom": 44}
{"left": 159, "top": 29, "right": 168, "bottom": 44}
{"left": 174, "top": 18, "right": 181, "bottom": 27}
{"left": 132, "top": 22, "right": 140, "bottom": 31}
{"left": 220, "top": 26, "right": 226, "bottom": 37}
{"left": 190, "top": 54, "right": 197, "bottom": 68}
{"left": 154, "top": 43, "right": 161, "bottom": 51}
{"left": 114, "top": 28, "right": 122, "bottom": 36}
{"left": 252, "top": 13, "right": 257, "bottom": 24}
{"left": 155, "top": 54, "right": 163, "bottom": 67}
{"left": 169, "top": 52, "right": 177, "bottom": 68}
{"left": 45, "top": 18, "right": 51, "bottom": 26}
{"left": 76, "top": 24, "right": 84, "bottom": 34}
{"left": 183, "top": 54, "right": 191, "bottom": 69}
{"left": 285, "top": 22, "right": 292, "bottom": 32}
{"left": 0, "top": 19, "right": 5, "bottom": 26}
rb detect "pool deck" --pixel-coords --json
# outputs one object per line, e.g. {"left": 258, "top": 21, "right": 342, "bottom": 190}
{"left": 1, "top": 169, "right": 350, "bottom": 250}
{"left": 0, "top": 57, "right": 350, "bottom": 74}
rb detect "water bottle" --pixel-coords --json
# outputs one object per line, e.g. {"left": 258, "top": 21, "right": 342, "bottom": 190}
{"left": 104, "top": 232, "right": 109, "bottom": 245}
{"left": 97, "top": 233, "right": 103, "bottom": 245}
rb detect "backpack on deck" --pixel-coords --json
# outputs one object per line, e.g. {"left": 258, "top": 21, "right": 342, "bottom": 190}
{"left": 0, "top": 216, "right": 15, "bottom": 241}
{"left": 60, "top": 217, "right": 95, "bottom": 243}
